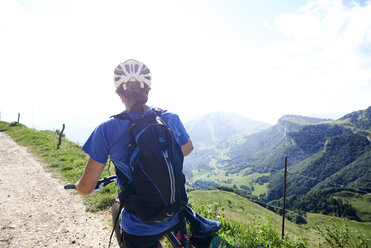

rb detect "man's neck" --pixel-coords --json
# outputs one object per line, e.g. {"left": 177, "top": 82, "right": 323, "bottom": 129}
{"left": 126, "top": 104, "right": 149, "bottom": 113}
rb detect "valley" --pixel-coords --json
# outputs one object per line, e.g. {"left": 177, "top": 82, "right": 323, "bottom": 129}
{"left": 183, "top": 106, "right": 371, "bottom": 224}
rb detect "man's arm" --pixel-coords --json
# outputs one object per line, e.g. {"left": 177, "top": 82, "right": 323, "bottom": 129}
{"left": 181, "top": 139, "right": 194, "bottom": 157}
{"left": 76, "top": 157, "right": 106, "bottom": 196}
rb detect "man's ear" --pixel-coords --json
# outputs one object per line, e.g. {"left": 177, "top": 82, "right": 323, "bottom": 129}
{"left": 116, "top": 88, "right": 125, "bottom": 102}
{"left": 116, "top": 88, "right": 123, "bottom": 97}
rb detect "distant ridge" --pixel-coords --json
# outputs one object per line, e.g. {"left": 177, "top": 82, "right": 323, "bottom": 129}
{"left": 183, "top": 106, "right": 371, "bottom": 205}
{"left": 183, "top": 111, "right": 271, "bottom": 179}
{"left": 184, "top": 111, "right": 271, "bottom": 146}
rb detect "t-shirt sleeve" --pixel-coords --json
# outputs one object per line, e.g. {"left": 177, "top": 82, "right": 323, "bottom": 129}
{"left": 165, "top": 113, "right": 190, "bottom": 146}
{"left": 82, "top": 122, "right": 110, "bottom": 164}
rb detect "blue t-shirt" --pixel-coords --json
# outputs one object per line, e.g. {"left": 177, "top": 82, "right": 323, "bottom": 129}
{"left": 82, "top": 108, "right": 190, "bottom": 236}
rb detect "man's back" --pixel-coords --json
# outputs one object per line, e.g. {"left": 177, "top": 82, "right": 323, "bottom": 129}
{"left": 82, "top": 108, "right": 191, "bottom": 235}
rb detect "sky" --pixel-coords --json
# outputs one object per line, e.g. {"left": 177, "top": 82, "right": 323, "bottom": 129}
{"left": 0, "top": 0, "right": 370, "bottom": 143}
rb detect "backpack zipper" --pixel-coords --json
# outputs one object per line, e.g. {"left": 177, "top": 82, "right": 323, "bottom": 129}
{"left": 163, "top": 151, "right": 176, "bottom": 204}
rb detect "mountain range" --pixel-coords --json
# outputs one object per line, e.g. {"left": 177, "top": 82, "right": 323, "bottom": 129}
{"left": 183, "top": 112, "right": 271, "bottom": 179}
{"left": 184, "top": 106, "right": 371, "bottom": 202}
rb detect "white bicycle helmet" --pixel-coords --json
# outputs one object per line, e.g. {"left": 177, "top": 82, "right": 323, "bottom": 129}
{"left": 113, "top": 59, "right": 152, "bottom": 90}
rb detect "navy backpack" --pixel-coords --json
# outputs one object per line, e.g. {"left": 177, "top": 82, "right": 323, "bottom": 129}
{"left": 112, "top": 108, "right": 187, "bottom": 223}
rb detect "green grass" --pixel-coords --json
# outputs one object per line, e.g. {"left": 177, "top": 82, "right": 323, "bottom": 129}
{"left": 190, "top": 165, "right": 269, "bottom": 197}
{"left": 210, "top": 172, "right": 268, "bottom": 196}
{"left": 189, "top": 190, "right": 371, "bottom": 247}
{"left": 189, "top": 202, "right": 309, "bottom": 248}
{"left": 305, "top": 213, "right": 371, "bottom": 242}
{"left": 189, "top": 190, "right": 320, "bottom": 246}
{"left": 333, "top": 192, "right": 371, "bottom": 222}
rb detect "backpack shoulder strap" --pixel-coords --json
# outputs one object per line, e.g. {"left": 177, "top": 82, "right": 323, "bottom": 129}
{"left": 151, "top": 107, "right": 163, "bottom": 116}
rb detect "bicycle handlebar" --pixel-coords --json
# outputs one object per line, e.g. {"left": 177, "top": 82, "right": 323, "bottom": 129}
{"left": 64, "top": 175, "right": 192, "bottom": 247}
{"left": 64, "top": 184, "right": 77, "bottom": 190}
{"left": 64, "top": 176, "right": 117, "bottom": 191}
{"left": 95, "top": 176, "right": 117, "bottom": 189}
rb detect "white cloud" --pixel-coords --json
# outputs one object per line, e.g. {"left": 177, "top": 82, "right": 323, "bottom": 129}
{"left": 261, "top": 0, "right": 371, "bottom": 119}
{"left": 270, "top": 0, "right": 371, "bottom": 59}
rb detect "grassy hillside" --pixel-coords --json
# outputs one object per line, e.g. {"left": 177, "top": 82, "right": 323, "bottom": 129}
{"left": 189, "top": 190, "right": 311, "bottom": 237}
{"left": 332, "top": 191, "right": 371, "bottom": 222}
{"left": 189, "top": 190, "right": 371, "bottom": 247}
{"left": 313, "top": 147, "right": 371, "bottom": 191}
{"left": 267, "top": 133, "right": 371, "bottom": 200}
{"left": 266, "top": 107, "right": 371, "bottom": 200}
{"left": 268, "top": 187, "right": 371, "bottom": 223}
{"left": 336, "top": 106, "right": 371, "bottom": 131}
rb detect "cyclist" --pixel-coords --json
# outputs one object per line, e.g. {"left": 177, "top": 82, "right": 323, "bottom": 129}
{"left": 76, "top": 59, "right": 194, "bottom": 248}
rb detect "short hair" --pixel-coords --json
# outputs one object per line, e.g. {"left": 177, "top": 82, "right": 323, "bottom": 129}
{"left": 116, "top": 80, "right": 150, "bottom": 97}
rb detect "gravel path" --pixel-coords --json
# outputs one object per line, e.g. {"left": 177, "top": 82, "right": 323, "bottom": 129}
{"left": 0, "top": 132, "right": 117, "bottom": 248}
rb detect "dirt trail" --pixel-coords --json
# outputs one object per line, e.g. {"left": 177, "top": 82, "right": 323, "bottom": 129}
{"left": 0, "top": 132, "right": 117, "bottom": 248}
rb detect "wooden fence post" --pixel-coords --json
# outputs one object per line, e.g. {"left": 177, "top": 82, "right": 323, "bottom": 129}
{"left": 57, "top": 124, "right": 65, "bottom": 149}
{"left": 282, "top": 156, "right": 288, "bottom": 239}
